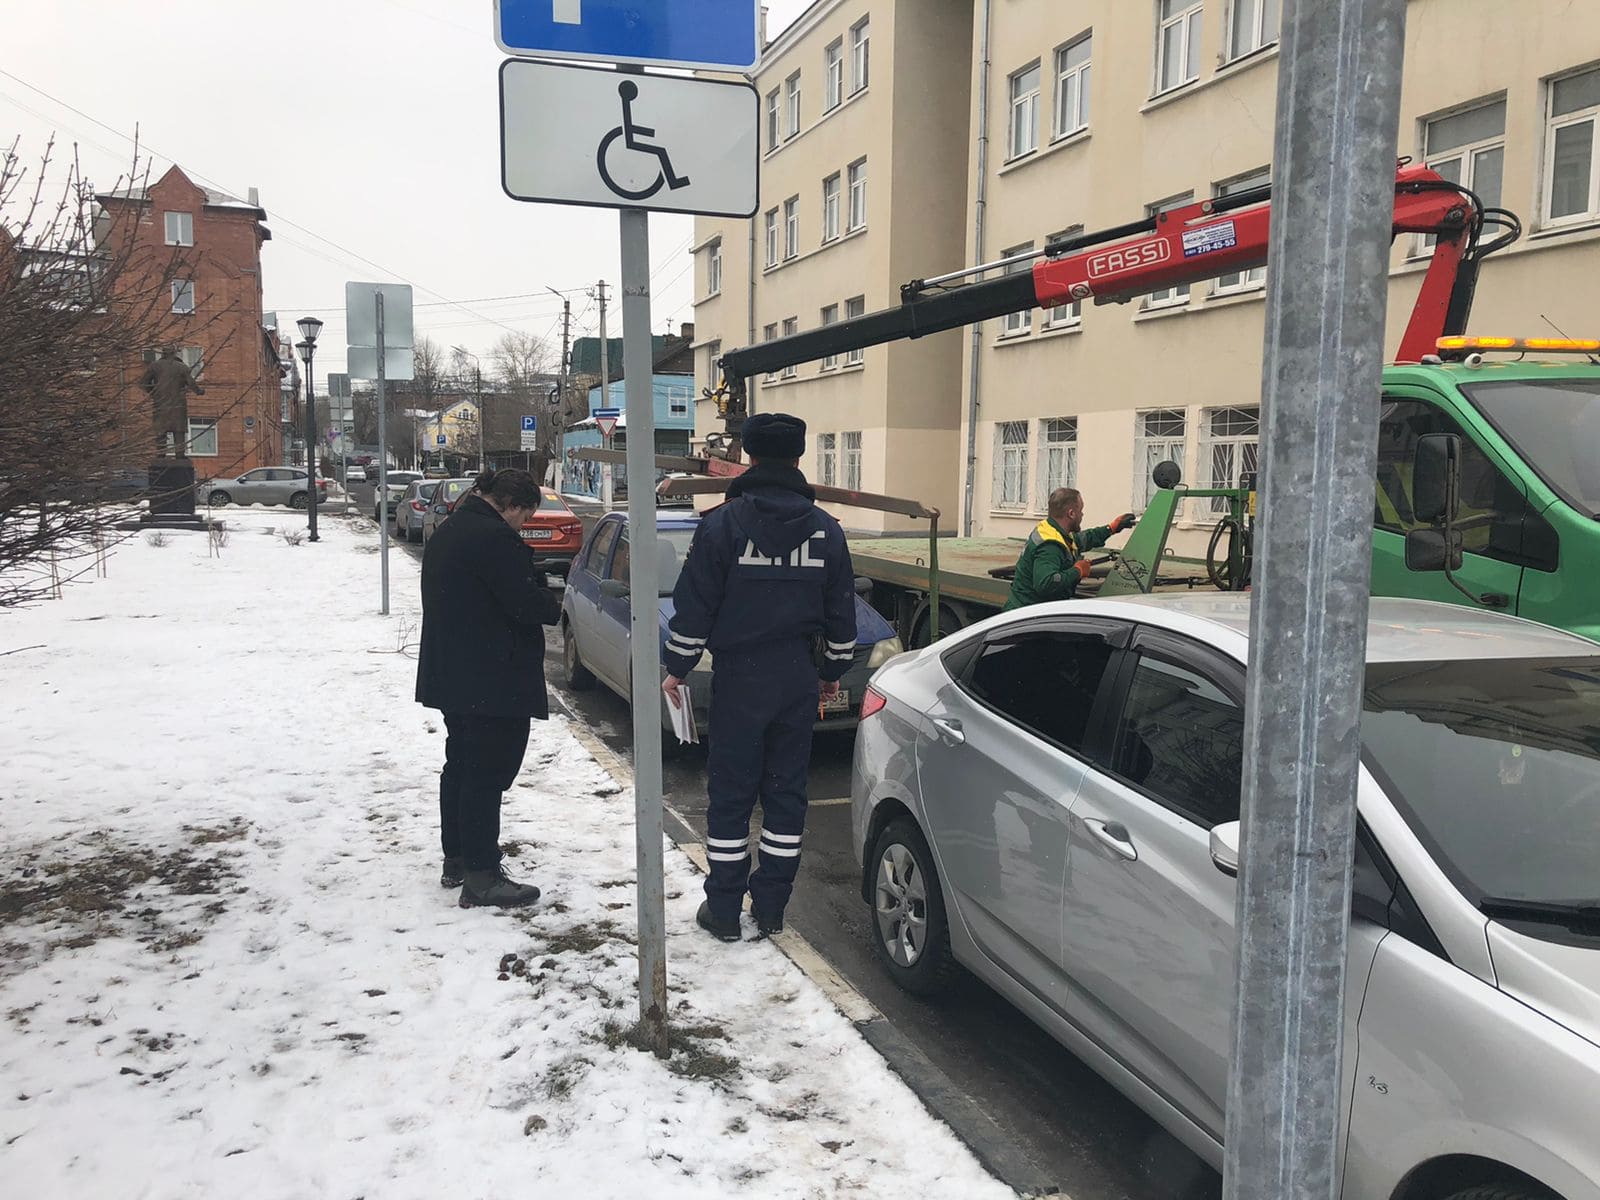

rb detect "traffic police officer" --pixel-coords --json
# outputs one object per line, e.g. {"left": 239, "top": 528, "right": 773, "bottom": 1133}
{"left": 661, "top": 413, "right": 857, "bottom": 942}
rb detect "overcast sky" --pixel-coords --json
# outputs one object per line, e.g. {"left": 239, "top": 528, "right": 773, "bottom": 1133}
{"left": 3, "top": 0, "right": 813, "bottom": 378}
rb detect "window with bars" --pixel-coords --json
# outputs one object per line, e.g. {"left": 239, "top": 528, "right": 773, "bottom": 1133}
{"left": 1144, "top": 194, "right": 1193, "bottom": 308}
{"left": 821, "top": 303, "right": 840, "bottom": 369}
{"left": 1227, "top": 0, "right": 1280, "bottom": 61}
{"left": 764, "top": 210, "right": 778, "bottom": 268}
{"left": 780, "top": 317, "right": 799, "bottom": 378}
{"left": 825, "top": 40, "right": 844, "bottom": 111}
{"left": 784, "top": 196, "right": 800, "bottom": 259}
{"left": 1009, "top": 62, "right": 1042, "bottom": 160}
{"left": 1213, "top": 169, "right": 1270, "bottom": 293}
{"left": 1156, "top": 0, "right": 1203, "bottom": 94}
{"left": 1045, "top": 228, "right": 1084, "bottom": 326}
{"left": 823, "top": 173, "right": 841, "bottom": 241}
{"left": 1038, "top": 418, "right": 1078, "bottom": 508}
{"left": 1546, "top": 67, "right": 1600, "bottom": 225}
{"left": 993, "top": 421, "right": 1030, "bottom": 511}
{"left": 818, "top": 432, "right": 837, "bottom": 485}
{"left": 1134, "top": 408, "right": 1187, "bottom": 508}
{"left": 843, "top": 431, "right": 863, "bottom": 490}
{"left": 847, "top": 159, "right": 867, "bottom": 231}
{"left": 1202, "top": 406, "right": 1261, "bottom": 514}
{"left": 1055, "top": 35, "right": 1091, "bottom": 139}
{"left": 851, "top": 19, "right": 870, "bottom": 92}
{"left": 845, "top": 296, "right": 866, "bottom": 364}
{"left": 1421, "top": 100, "right": 1505, "bottom": 252}
{"left": 1001, "top": 243, "right": 1035, "bottom": 336}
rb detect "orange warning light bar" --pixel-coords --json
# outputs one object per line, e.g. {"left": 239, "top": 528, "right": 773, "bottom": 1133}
{"left": 1438, "top": 336, "right": 1600, "bottom": 354}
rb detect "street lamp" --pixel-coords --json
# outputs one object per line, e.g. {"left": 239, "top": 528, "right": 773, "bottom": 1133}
{"left": 451, "top": 345, "right": 484, "bottom": 473}
{"left": 296, "top": 316, "right": 323, "bottom": 543}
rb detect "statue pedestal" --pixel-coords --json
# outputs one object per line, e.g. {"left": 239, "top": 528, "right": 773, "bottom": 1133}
{"left": 115, "top": 459, "right": 212, "bottom": 531}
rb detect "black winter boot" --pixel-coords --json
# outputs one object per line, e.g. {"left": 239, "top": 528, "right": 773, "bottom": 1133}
{"left": 752, "top": 910, "right": 784, "bottom": 938}
{"left": 440, "top": 857, "right": 466, "bottom": 888}
{"left": 459, "top": 867, "right": 541, "bottom": 909}
{"left": 696, "top": 901, "right": 742, "bottom": 943}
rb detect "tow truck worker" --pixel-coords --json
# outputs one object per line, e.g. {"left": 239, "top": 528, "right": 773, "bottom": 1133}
{"left": 1004, "top": 487, "right": 1136, "bottom": 610}
{"left": 661, "top": 413, "right": 857, "bottom": 943}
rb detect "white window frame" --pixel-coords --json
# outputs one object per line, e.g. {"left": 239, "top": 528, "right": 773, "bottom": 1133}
{"left": 171, "top": 279, "right": 195, "bottom": 314}
{"left": 764, "top": 209, "right": 779, "bottom": 268}
{"left": 703, "top": 340, "right": 721, "bottom": 391}
{"left": 818, "top": 432, "right": 838, "bottom": 485}
{"left": 1037, "top": 418, "right": 1078, "bottom": 510}
{"left": 1045, "top": 228, "right": 1084, "bottom": 327}
{"left": 1418, "top": 100, "right": 1505, "bottom": 253}
{"left": 785, "top": 72, "right": 802, "bottom": 139}
{"left": 186, "top": 417, "right": 219, "bottom": 457}
{"left": 1156, "top": 0, "right": 1204, "bottom": 96}
{"left": 1054, "top": 35, "right": 1092, "bottom": 140}
{"left": 1200, "top": 406, "right": 1261, "bottom": 515}
{"left": 780, "top": 317, "right": 799, "bottom": 378}
{"left": 762, "top": 322, "right": 779, "bottom": 382}
{"left": 844, "top": 296, "right": 866, "bottom": 364}
{"left": 851, "top": 19, "right": 870, "bottom": 93}
{"left": 1134, "top": 408, "right": 1187, "bottom": 508}
{"left": 766, "top": 89, "right": 780, "bottom": 151}
{"left": 825, "top": 40, "right": 844, "bottom": 111}
{"left": 822, "top": 173, "right": 842, "bottom": 242}
{"left": 1226, "top": 0, "right": 1280, "bottom": 63}
{"left": 847, "top": 159, "right": 868, "bottom": 231}
{"left": 992, "top": 421, "right": 1029, "bottom": 512}
{"left": 1544, "top": 66, "right": 1600, "bottom": 228}
{"left": 842, "top": 431, "right": 863, "bottom": 491}
{"left": 1143, "top": 193, "right": 1194, "bottom": 310}
{"left": 1000, "top": 243, "right": 1035, "bottom": 336}
{"left": 821, "top": 303, "right": 840, "bottom": 369}
{"left": 164, "top": 211, "right": 194, "bottom": 247}
{"left": 706, "top": 239, "right": 722, "bottom": 296}
{"left": 784, "top": 196, "right": 800, "bottom": 260}
{"left": 1213, "top": 169, "right": 1270, "bottom": 294}
{"left": 1008, "top": 61, "right": 1042, "bottom": 160}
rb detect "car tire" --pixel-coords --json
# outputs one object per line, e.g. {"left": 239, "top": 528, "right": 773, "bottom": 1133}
{"left": 289, "top": 492, "right": 309, "bottom": 510}
{"left": 868, "top": 817, "right": 958, "bottom": 996}
{"left": 563, "top": 622, "right": 596, "bottom": 690}
{"left": 208, "top": 490, "right": 231, "bottom": 507}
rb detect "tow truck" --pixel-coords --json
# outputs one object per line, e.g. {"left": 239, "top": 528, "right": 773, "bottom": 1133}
{"left": 586, "top": 163, "right": 1600, "bottom": 645}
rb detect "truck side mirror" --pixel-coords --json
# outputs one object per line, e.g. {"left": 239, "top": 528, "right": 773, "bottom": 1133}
{"left": 1403, "top": 528, "right": 1463, "bottom": 573}
{"left": 1411, "top": 433, "right": 1460, "bottom": 524}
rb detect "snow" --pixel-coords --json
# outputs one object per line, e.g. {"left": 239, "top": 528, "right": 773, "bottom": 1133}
{"left": 0, "top": 511, "right": 1015, "bottom": 1199}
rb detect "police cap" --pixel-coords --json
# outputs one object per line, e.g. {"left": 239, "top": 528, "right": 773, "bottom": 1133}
{"left": 743, "top": 412, "right": 807, "bottom": 460}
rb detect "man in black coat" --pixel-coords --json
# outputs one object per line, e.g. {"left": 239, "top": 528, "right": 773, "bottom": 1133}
{"left": 416, "top": 469, "right": 560, "bottom": 908}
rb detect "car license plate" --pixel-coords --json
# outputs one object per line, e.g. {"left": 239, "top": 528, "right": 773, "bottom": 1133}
{"left": 521, "top": 528, "right": 553, "bottom": 540}
{"left": 821, "top": 689, "right": 850, "bottom": 715}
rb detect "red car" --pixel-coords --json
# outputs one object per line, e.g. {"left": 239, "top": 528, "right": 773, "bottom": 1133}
{"left": 447, "top": 487, "right": 584, "bottom": 575}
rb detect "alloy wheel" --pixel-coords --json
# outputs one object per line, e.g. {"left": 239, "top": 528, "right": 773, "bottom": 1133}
{"left": 875, "top": 842, "right": 928, "bottom": 967}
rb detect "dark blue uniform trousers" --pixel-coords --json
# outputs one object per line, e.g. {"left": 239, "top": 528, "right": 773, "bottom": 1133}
{"left": 703, "top": 641, "right": 819, "bottom": 923}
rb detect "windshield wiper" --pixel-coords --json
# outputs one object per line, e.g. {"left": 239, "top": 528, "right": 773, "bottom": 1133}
{"left": 1479, "top": 896, "right": 1600, "bottom": 935}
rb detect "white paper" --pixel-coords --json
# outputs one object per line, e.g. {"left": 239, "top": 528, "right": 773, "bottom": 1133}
{"left": 670, "top": 684, "right": 699, "bottom": 745}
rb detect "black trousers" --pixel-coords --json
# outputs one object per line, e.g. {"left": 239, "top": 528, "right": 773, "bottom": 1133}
{"left": 439, "top": 712, "right": 531, "bottom": 871}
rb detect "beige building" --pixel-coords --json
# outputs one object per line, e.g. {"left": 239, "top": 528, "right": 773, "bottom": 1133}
{"left": 692, "top": 0, "right": 976, "bottom": 530}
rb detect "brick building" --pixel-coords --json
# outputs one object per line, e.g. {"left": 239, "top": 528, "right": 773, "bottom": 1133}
{"left": 95, "top": 166, "right": 283, "bottom": 475}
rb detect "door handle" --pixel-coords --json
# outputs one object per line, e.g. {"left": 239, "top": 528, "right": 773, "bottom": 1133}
{"left": 1084, "top": 818, "right": 1138, "bottom": 862}
{"left": 930, "top": 716, "right": 964, "bottom": 745}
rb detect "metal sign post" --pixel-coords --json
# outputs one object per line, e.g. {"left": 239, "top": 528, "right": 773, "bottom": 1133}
{"left": 375, "top": 294, "right": 390, "bottom": 615}
{"left": 1223, "top": 1, "right": 1408, "bottom": 1196}
{"left": 347, "top": 282, "right": 416, "bottom": 617}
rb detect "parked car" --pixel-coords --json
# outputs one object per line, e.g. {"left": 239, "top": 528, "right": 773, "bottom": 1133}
{"left": 371, "top": 470, "right": 423, "bottom": 522}
{"left": 392, "top": 480, "right": 439, "bottom": 542}
{"left": 853, "top": 592, "right": 1600, "bottom": 1199}
{"left": 561, "top": 512, "right": 902, "bottom": 736}
{"left": 517, "top": 489, "right": 586, "bottom": 576}
{"left": 420, "top": 477, "right": 476, "bottom": 546}
{"left": 199, "top": 467, "right": 328, "bottom": 509}
{"left": 344, "top": 463, "right": 368, "bottom": 487}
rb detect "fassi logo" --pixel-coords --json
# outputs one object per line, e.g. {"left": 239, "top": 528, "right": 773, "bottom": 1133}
{"left": 1086, "top": 239, "right": 1172, "bottom": 279}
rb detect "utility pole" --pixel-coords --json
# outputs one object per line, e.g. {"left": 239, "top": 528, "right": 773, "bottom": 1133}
{"left": 554, "top": 293, "right": 572, "bottom": 493}
{"left": 475, "top": 363, "right": 484, "bottom": 472}
{"left": 596, "top": 279, "right": 612, "bottom": 510}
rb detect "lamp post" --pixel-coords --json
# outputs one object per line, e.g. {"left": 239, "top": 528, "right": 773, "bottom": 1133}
{"left": 452, "top": 345, "right": 484, "bottom": 472}
{"left": 296, "top": 315, "right": 323, "bottom": 542}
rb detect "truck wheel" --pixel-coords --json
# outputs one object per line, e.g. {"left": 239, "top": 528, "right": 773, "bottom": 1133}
{"left": 868, "top": 817, "right": 958, "bottom": 996}
{"left": 563, "top": 622, "right": 595, "bottom": 690}
{"left": 909, "top": 603, "right": 964, "bottom": 649}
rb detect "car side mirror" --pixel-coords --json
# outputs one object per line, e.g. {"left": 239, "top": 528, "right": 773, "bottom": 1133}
{"left": 1411, "top": 433, "right": 1460, "bottom": 525}
{"left": 854, "top": 575, "right": 873, "bottom": 598}
{"left": 1209, "top": 820, "right": 1240, "bottom": 878}
{"left": 433, "top": 504, "right": 448, "bottom": 514}
{"left": 599, "top": 579, "right": 630, "bottom": 599}
{"left": 1404, "top": 527, "right": 1463, "bottom": 573}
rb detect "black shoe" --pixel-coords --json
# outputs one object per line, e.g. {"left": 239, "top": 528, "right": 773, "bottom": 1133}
{"left": 459, "top": 867, "right": 541, "bottom": 909}
{"left": 753, "top": 911, "right": 784, "bottom": 938}
{"left": 696, "top": 901, "right": 742, "bottom": 943}
{"left": 440, "top": 857, "right": 465, "bottom": 888}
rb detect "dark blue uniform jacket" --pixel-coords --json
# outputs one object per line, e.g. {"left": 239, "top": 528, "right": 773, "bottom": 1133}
{"left": 665, "top": 464, "right": 857, "bottom": 683}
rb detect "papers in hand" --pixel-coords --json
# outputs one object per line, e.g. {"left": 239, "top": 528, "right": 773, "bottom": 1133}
{"left": 669, "top": 685, "right": 699, "bottom": 745}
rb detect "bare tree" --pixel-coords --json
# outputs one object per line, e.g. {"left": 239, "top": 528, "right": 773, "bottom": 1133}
{"left": 491, "top": 330, "right": 557, "bottom": 479}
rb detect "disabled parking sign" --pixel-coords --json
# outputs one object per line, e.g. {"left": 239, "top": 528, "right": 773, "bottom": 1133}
{"left": 499, "top": 58, "right": 758, "bottom": 218}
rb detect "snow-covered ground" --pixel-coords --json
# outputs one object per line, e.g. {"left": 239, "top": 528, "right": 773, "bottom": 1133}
{"left": 0, "top": 511, "right": 1014, "bottom": 1199}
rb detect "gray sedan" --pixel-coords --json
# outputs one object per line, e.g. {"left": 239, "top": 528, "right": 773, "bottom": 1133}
{"left": 392, "top": 480, "right": 438, "bottom": 543}
{"left": 200, "top": 467, "right": 326, "bottom": 509}
{"left": 853, "top": 593, "right": 1600, "bottom": 1200}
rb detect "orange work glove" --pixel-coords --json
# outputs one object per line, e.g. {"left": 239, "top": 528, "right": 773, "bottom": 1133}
{"left": 1110, "top": 512, "right": 1138, "bottom": 533}
{"left": 1073, "top": 558, "right": 1093, "bottom": 580}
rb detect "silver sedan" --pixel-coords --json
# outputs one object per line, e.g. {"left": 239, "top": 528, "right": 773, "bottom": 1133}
{"left": 853, "top": 593, "right": 1600, "bottom": 1200}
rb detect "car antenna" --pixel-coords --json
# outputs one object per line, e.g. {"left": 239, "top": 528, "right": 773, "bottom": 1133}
{"left": 1541, "top": 313, "right": 1600, "bottom": 365}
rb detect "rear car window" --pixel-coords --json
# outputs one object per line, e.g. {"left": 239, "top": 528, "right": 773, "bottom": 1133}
{"left": 540, "top": 493, "right": 568, "bottom": 511}
{"left": 963, "top": 629, "right": 1116, "bottom": 753}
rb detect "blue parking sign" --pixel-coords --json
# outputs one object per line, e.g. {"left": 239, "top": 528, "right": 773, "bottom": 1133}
{"left": 495, "top": 0, "right": 760, "bottom": 71}
{"left": 521, "top": 415, "right": 538, "bottom": 432}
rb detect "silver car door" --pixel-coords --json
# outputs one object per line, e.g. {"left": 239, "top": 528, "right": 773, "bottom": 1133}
{"left": 914, "top": 618, "right": 1128, "bottom": 1008}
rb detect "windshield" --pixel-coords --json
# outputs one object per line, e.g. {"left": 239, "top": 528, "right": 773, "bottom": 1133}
{"left": 1462, "top": 377, "right": 1600, "bottom": 517}
{"left": 1362, "top": 657, "right": 1600, "bottom": 908}
{"left": 618, "top": 528, "right": 698, "bottom": 594}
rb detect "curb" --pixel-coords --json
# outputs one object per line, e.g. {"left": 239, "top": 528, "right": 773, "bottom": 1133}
{"left": 555, "top": 702, "right": 1065, "bottom": 1199}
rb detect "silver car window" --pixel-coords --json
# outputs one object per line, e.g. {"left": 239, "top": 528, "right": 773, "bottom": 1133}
{"left": 1109, "top": 654, "right": 1243, "bottom": 828}
{"left": 961, "top": 629, "right": 1117, "bottom": 753}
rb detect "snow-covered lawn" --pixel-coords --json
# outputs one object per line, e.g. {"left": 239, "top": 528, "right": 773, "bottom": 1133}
{"left": 0, "top": 512, "right": 1014, "bottom": 1199}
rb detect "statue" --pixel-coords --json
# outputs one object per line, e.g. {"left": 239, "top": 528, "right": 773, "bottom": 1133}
{"left": 140, "top": 348, "right": 205, "bottom": 458}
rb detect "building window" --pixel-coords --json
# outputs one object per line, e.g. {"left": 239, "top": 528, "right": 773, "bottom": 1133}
{"left": 1001, "top": 243, "right": 1035, "bottom": 336}
{"left": 780, "top": 317, "right": 799, "bottom": 378}
{"left": 1213, "top": 169, "right": 1270, "bottom": 293}
{"left": 187, "top": 418, "right": 219, "bottom": 457}
{"left": 704, "top": 340, "right": 722, "bottom": 389}
{"left": 667, "top": 385, "right": 691, "bottom": 419}
{"left": 1545, "top": 66, "right": 1600, "bottom": 225}
{"left": 1009, "top": 62, "right": 1042, "bottom": 160}
{"left": 1157, "top": 0, "right": 1204, "bottom": 95}
{"left": 1055, "top": 35, "right": 1091, "bottom": 139}
{"left": 843, "top": 431, "right": 863, "bottom": 490}
{"left": 786, "top": 72, "right": 802, "bottom": 138}
{"left": 847, "top": 159, "right": 868, "bottom": 230}
{"left": 1135, "top": 409, "right": 1187, "bottom": 507}
{"left": 171, "top": 279, "right": 195, "bottom": 314}
{"left": 164, "top": 211, "right": 194, "bottom": 247}
{"left": 784, "top": 196, "right": 800, "bottom": 259}
{"left": 706, "top": 239, "right": 722, "bottom": 296}
{"left": 1144, "top": 193, "right": 1194, "bottom": 309}
{"left": 823, "top": 173, "right": 842, "bottom": 242}
{"left": 821, "top": 303, "right": 840, "bottom": 369}
{"left": 766, "top": 89, "right": 780, "bottom": 151}
{"left": 762, "top": 323, "right": 778, "bottom": 382}
{"left": 1045, "top": 228, "right": 1084, "bottom": 327}
{"left": 1202, "top": 406, "right": 1261, "bottom": 514}
{"left": 1038, "top": 417, "right": 1078, "bottom": 508}
{"left": 851, "top": 18, "right": 870, "bottom": 93}
{"left": 1227, "top": 0, "right": 1280, "bottom": 62}
{"left": 993, "top": 421, "right": 1029, "bottom": 511}
{"left": 764, "top": 209, "right": 779, "bottom": 268}
{"left": 825, "top": 39, "right": 844, "bottom": 111}
{"left": 844, "top": 296, "right": 866, "bottom": 364}
{"left": 144, "top": 346, "right": 204, "bottom": 374}
{"left": 1421, "top": 100, "right": 1505, "bottom": 251}
{"left": 818, "top": 432, "right": 838, "bottom": 485}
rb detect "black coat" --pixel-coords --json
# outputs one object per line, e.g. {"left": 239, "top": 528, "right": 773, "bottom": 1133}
{"left": 415, "top": 494, "right": 562, "bottom": 718}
